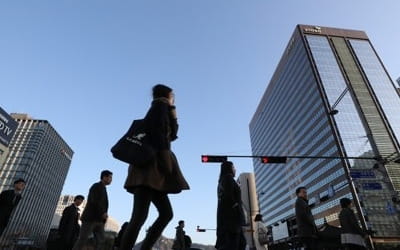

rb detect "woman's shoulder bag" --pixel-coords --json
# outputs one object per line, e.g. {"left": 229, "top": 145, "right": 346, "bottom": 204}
{"left": 111, "top": 119, "right": 155, "bottom": 165}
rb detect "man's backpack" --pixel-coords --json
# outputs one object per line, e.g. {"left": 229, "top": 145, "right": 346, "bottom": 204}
{"left": 184, "top": 235, "right": 192, "bottom": 248}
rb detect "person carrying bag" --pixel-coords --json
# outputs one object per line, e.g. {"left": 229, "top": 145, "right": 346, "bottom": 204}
{"left": 111, "top": 118, "right": 155, "bottom": 166}
{"left": 339, "top": 198, "right": 367, "bottom": 250}
{"left": 254, "top": 214, "right": 268, "bottom": 249}
{"left": 118, "top": 84, "right": 190, "bottom": 250}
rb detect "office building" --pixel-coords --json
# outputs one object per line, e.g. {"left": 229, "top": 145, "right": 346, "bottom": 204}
{"left": 0, "top": 107, "right": 18, "bottom": 168}
{"left": 249, "top": 25, "right": 400, "bottom": 248}
{"left": 105, "top": 217, "right": 120, "bottom": 233}
{"left": 0, "top": 144, "right": 8, "bottom": 168}
{"left": 0, "top": 114, "right": 73, "bottom": 248}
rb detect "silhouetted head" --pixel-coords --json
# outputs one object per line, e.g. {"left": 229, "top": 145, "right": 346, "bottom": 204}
{"left": 340, "top": 197, "right": 352, "bottom": 208}
{"left": 296, "top": 186, "right": 307, "bottom": 200}
{"left": 14, "top": 178, "right": 25, "bottom": 185}
{"left": 14, "top": 178, "right": 26, "bottom": 192}
{"left": 219, "top": 161, "right": 236, "bottom": 180}
{"left": 74, "top": 195, "right": 85, "bottom": 206}
{"left": 152, "top": 84, "right": 172, "bottom": 98}
{"left": 254, "top": 214, "right": 263, "bottom": 222}
{"left": 100, "top": 170, "right": 113, "bottom": 185}
{"left": 152, "top": 84, "right": 174, "bottom": 105}
{"left": 74, "top": 195, "right": 84, "bottom": 201}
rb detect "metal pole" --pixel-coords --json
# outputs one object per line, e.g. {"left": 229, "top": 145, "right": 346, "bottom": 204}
{"left": 246, "top": 178, "right": 255, "bottom": 249}
{"left": 223, "top": 154, "right": 379, "bottom": 161}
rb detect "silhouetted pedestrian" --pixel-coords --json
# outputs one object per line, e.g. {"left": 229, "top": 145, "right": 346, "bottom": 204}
{"left": 254, "top": 214, "right": 268, "bottom": 250}
{"left": 114, "top": 222, "right": 129, "bottom": 249}
{"left": 172, "top": 220, "right": 186, "bottom": 250}
{"left": 72, "top": 170, "right": 112, "bottom": 250}
{"left": 295, "top": 186, "right": 318, "bottom": 250}
{"left": 58, "top": 195, "right": 85, "bottom": 250}
{"left": 0, "top": 178, "right": 26, "bottom": 237}
{"left": 339, "top": 198, "right": 367, "bottom": 250}
{"left": 119, "top": 84, "right": 189, "bottom": 250}
{"left": 215, "top": 161, "right": 245, "bottom": 250}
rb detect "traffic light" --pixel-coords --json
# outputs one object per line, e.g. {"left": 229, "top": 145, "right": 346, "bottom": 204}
{"left": 196, "top": 226, "right": 206, "bottom": 232}
{"left": 201, "top": 155, "right": 227, "bottom": 163}
{"left": 260, "top": 156, "right": 287, "bottom": 164}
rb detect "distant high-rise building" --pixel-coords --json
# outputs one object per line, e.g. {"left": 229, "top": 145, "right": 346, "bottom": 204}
{"left": 105, "top": 217, "right": 120, "bottom": 233}
{"left": 250, "top": 25, "right": 400, "bottom": 248}
{"left": 0, "top": 114, "right": 73, "bottom": 247}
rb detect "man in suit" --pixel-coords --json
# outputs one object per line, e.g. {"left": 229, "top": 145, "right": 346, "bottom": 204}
{"left": 58, "top": 195, "right": 85, "bottom": 250}
{"left": 72, "top": 170, "right": 112, "bottom": 250}
{"left": 0, "top": 178, "right": 26, "bottom": 237}
{"left": 295, "top": 186, "right": 318, "bottom": 250}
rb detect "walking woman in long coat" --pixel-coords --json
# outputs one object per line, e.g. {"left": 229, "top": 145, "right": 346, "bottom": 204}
{"left": 215, "top": 161, "right": 245, "bottom": 250}
{"left": 339, "top": 198, "right": 367, "bottom": 250}
{"left": 119, "top": 84, "right": 190, "bottom": 250}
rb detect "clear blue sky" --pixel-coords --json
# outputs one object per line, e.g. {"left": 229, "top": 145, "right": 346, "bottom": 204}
{"left": 1, "top": 0, "right": 399, "bottom": 245}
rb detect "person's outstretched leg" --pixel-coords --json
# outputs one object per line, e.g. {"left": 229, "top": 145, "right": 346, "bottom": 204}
{"left": 140, "top": 191, "right": 173, "bottom": 250}
{"left": 72, "top": 222, "right": 95, "bottom": 250}
{"left": 119, "top": 187, "right": 152, "bottom": 250}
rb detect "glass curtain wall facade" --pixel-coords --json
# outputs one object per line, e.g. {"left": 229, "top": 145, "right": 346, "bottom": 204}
{"left": 0, "top": 114, "right": 73, "bottom": 247}
{"left": 250, "top": 25, "right": 400, "bottom": 246}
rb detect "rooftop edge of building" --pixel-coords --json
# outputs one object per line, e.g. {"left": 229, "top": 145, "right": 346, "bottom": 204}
{"left": 11, "top": 113, "right": 36, "bottom": 120}
{"left": 297, "top": 24, "right": 368, "bottom": 39}
{"left": 9, "top": 113, "right": 74, "bottom": 155}
{"left": 249, "top": 24, "right": 370, "bottom": 128}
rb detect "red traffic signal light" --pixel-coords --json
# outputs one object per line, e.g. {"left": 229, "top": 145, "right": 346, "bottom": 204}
{"left": 260, "top": 156, "right": 287, "bottom": 164}
{"left": 201, "top": 155, "right": 227, "bottom": 163}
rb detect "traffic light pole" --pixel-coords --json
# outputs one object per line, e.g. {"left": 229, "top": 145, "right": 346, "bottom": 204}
{"left": 196, "top": 226, "right": 215, "bottom": 232}
{"left": 246, "top": 178, "right": 255, "bottom": 249}
{"left": 203, "top": 154, "right": 380, "bottom": 161}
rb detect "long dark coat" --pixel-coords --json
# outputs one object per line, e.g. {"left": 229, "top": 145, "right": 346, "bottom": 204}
{"left": 216, "top": 174, "right": 243, "bottom": 232}
{"left": 339, "top": 207, "right": 365, "bottom": 236}
{"left": 171, "top": 226, "right": 186, "bottom": 250}
{"left": 58, "top": 204, "right": 80, "bottom": 243}
{"left": 215, "top": 174, "right": 245, "bottom": 250}
{"left": 81, "top": 182, "right": 108, "bottom": 222}
{"left": 295, "top": 197, "right": 318, "bottom": 238}
{"left": 124, "top": 98, "right": 189, "bottom": 194}
{"left": 0, "top": 189, "right": 22, "bottom": 234}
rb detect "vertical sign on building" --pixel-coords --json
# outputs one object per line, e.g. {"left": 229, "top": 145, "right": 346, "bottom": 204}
{"left": 0, "top": 107, "right": 18, "bottom": 147}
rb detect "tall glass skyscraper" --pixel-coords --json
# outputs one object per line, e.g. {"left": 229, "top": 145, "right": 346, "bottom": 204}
{"left": 249, "top": 25, "right": 400, "bottom": 247}
{"left": 0, "top": 114, "right": 73, "bottom": 248}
